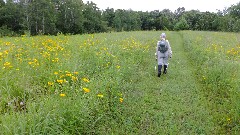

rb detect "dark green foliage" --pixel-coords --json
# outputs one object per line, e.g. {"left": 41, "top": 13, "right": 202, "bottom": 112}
{"left": 56, "top": 0, "right": 84, "bottom": 34}
{"left": 0, "top": 0, "right": 24, "bottom": 36}
{"left": 83, "top": 1, "right": 106, "bottom": 33}
{"left": 174, "top": 17, "right": 189, "bottom": 31}
{"left": 26, "top": 0, "right": 57, "bottom": 35}
{"left": 102, "top": 8, "right": 115, "bottom": 29}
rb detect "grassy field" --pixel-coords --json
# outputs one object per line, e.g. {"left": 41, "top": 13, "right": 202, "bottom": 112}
{"left": 0, "top": 31, "right": 239, "bottom": 134}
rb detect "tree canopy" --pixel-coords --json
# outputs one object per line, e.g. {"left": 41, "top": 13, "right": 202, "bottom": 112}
{"left": 0, "top": 0, "right": 239, "bottom": 36}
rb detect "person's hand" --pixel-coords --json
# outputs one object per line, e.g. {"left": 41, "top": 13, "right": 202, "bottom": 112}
{"left": 169, "top": 53, "right": 172, "bottom": 58}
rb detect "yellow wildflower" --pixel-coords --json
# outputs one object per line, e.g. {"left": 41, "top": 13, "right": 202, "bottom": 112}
{"left": 97, "top": 94, "right": 104, "bottom": 98}
{"left": 71, "top": 76, "right": 78, "bottom": 82}
{"left": 116, "top": 65, "right": 121, "bottom": 69}
{"left": 3, "top": 62, "right": 13, "bottom": 68}
{"left": 33, "top": 59, "right": 38, "bottom": 62}
{"left": 4, "top": 50, "right": 9, "bottom": 55}
{"left": 48, "top": 81, "right": 54, "bottom": 86}
{"left": 73, "top": 72, "right": 79, "bottom": 75}
{"left": 60, "top": 93, "right": 66, "bottom": 97}
{"left": 119, "top": 98, "right": 123, "bottom": 103}
{"left": 82, "top": 78, "right": 90, "bottom": 83}
{"left": 52, "top": 58, "right": 59, "bottom": 62}
{"left": 83, "top": 87, "right": 90, "bottom": 93}
{"left": 54, "top": 72, "right": 58, "bottom": 75}
{"left": 65, "top": 71, "right": 70, "bottom": 74}
{"left": 5, "top": 42, "right": 11, "bottom": 46}
{"left": 57, "top": 79, "right": 64, "bottom": 84}
{"left": 66, "top": 73, "right": 72, "bottom": 77}
{"left": 4, "top": 62, "right": 11, "bottom": 67}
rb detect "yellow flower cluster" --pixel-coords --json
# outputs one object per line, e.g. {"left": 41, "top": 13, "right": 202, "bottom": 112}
{"left": 121, "top": 37, "right": 149, "bottom": 52}
{"left": 3, "top": 62, "right": 13, "bottom": 69}
{"left": 48, "top": 70, "right": 79, "bottom": 87}
{"left": 0, "top": 34, "right": 128, "bottom": 105}
{"left": 0, "top": 36, "right": 68, "bottom": 72}
{"left": 0, "top": 50, "right": 9, "bottom": 61}
{"left": 28, "top": 58, "right": 40, "bottom": 68}
{"left": 205, "top": 44, "right": 223, "bottom": 53}
{"left": 227, "top": 45, "right": 240, "bottom": 58}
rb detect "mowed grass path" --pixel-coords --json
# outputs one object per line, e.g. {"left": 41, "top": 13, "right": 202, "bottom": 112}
{"left": 124, "top": 32, "right": 215, "bottom": 134}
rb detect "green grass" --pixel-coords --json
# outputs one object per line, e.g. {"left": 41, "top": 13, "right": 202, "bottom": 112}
{"left": 0, "top": 31, "right": 239, "bottom": 134}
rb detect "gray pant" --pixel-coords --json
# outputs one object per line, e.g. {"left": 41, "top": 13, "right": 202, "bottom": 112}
{"left": 157, "top": 51, "right": 168, "bottom": 65}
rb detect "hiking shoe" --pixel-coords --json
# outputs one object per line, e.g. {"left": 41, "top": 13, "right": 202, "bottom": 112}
{"left": 163, "top": 65, "right": 167, "bottom": 74}
{"left": 158, "top": 65, "right": 162, "bottom": 77}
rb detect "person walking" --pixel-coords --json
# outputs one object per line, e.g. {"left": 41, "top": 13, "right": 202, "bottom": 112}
{"left": 156, "top": 33, "right": 172, "bottom": 77}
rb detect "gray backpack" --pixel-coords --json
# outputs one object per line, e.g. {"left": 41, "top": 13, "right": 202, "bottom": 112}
{"left": 158, "top": 40, "right": 168, "bottom": 53}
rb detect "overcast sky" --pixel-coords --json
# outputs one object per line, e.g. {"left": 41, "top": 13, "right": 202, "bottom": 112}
{"left": 82, "top": 0, "right": 239, "bottom": 12}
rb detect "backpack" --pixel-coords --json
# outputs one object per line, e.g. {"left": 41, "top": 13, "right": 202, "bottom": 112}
{"left": 158, "top": 40, "right": 168, "bottom": 53}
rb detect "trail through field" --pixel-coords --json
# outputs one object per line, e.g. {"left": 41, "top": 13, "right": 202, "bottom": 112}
{"left": 126, "top": 32, "right": 215, "bottom": 134}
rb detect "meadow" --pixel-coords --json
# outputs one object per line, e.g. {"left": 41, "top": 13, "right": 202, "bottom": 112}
{"left": 0, "top": 31, "right": 239, "bottom": 134}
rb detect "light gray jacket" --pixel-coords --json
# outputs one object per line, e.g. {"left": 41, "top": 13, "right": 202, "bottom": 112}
{"left": 155, "top": 38, "right": 172, "bottom": 58}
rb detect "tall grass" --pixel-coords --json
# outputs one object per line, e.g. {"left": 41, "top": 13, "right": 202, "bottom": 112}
{"left": 0, "top": 32, "right": 154, "bottom": 134}
{"left": 0, "top": 31, "right": 239, "bottom": 134}
{"left": 181, "top": 31, "right": 240, "bottom": 133}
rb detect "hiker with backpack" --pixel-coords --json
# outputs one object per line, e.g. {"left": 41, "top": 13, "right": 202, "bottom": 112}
{"left": 155, "top": 33, "right": 172, "bottom": 77}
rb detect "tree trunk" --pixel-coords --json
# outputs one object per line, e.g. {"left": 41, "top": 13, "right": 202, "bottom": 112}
{"left": 42, "top": 13, "right": 45, "bottom": 34}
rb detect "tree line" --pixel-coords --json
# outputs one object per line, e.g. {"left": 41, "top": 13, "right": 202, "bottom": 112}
{"left": 0, "top": 0, "right": 240, "bottom": 36}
